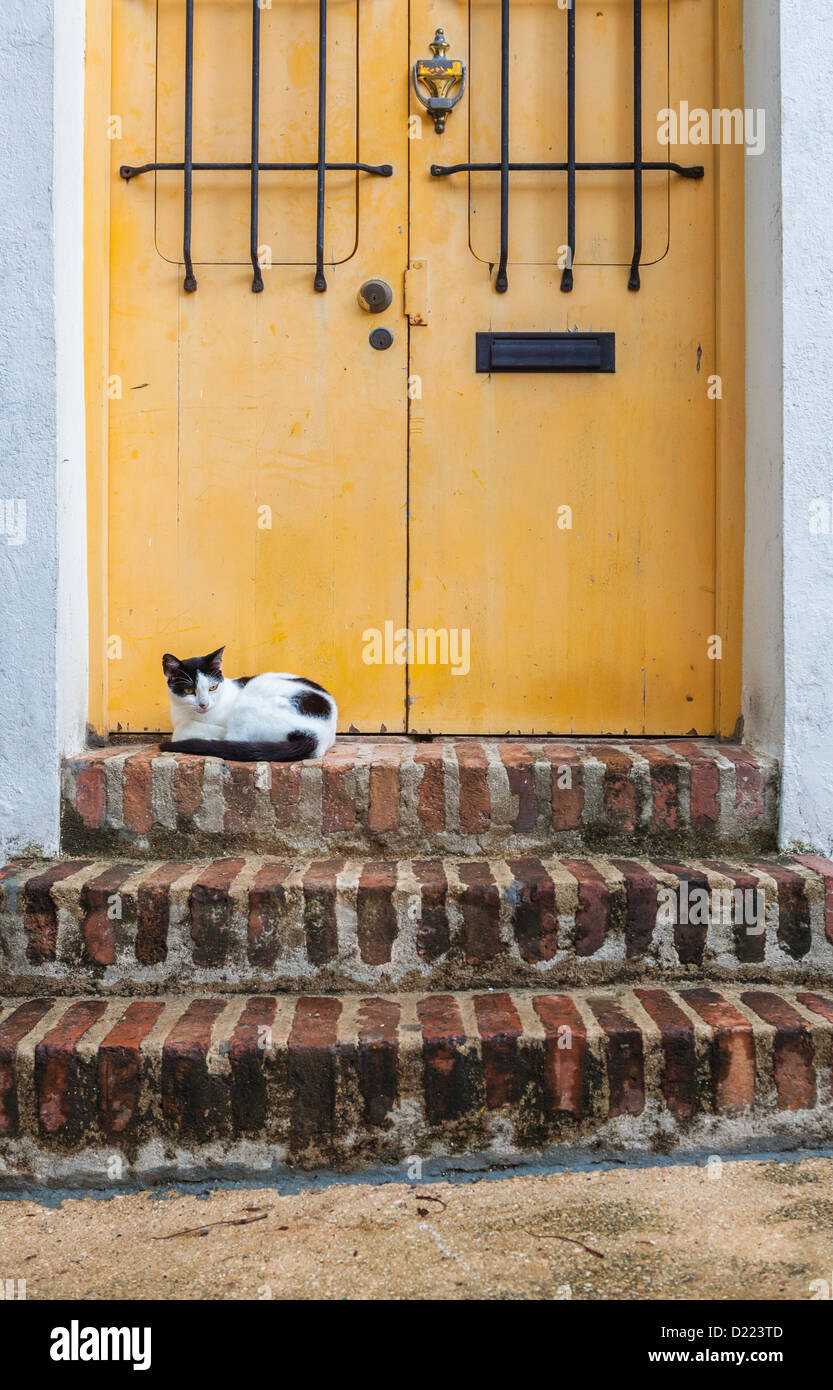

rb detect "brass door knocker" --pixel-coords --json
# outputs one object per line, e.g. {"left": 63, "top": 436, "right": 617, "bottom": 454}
{"left": 413, "top": 29, "right": 466, "bottom": 133}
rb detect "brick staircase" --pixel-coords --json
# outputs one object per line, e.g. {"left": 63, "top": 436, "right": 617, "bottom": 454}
{"left": 3, "top": 736, "right": 833, "bottom": 1183}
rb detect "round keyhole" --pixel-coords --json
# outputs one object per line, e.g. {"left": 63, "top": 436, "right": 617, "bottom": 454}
{"left": 358, "top": 279, "right": 393, "bottom": 314}
{"left": 369, "top": 327, "right": 394, "bottom": 351}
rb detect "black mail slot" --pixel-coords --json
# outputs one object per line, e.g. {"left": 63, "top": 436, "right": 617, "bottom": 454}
{"left": 476, "top": 332, "right": 615, "bottom": 374}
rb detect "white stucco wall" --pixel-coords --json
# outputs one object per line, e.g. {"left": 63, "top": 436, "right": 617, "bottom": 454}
{"left": 0, "top": 0, "right": 86, "bottom": 859}
{"left": 743, "top": 0, "right": 783, "bottom": 755}
{"left": 779, "top": 0, "right": 833, "bottom": 851}
{"left": 744, "top": 0, "right": 833, "bottom": 853}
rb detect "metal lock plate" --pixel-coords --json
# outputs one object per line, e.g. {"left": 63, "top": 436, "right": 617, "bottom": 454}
{"left": 358, "top": 280, "right": 393, "bottom": 313}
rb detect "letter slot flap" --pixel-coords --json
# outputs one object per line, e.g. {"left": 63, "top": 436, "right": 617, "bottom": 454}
{"left": 476, "top": 332, "right": 615, "bottom": 373}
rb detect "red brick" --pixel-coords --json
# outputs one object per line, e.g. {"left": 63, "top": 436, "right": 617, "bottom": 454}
{"left": 269, "top": 761, "right": 302, "bottom": 827}
{"left": 638, "top": 744, "right": 681, "bottom": 834}
{"left": 247, "top": 862, "right": 292, "bottom": 967}
{"left": 414, "top": 745, "right": 446, "bottom": 833}
{"left": 752, "top": 862, "right": 811, "bottom": 959}
{"left": 80, "top": 862, "right": 141, "bottom": 967}
{"left": 161, "top": 999, "right": 228, "bottom": 1134}
{"left": 563, "top": 858, "right": 609, "bottom": 957}
{"left": 634, "top": 988, "right": 697, "bottom": 1118}
{"left": 611, "top": 859, "right": 658, "bottom": 957}
{"left": 74, "top": 764, "right": 107, "bottom": 829}
{"left": 287, "top": 997, "right": 342, "bottom": 1143}
{"left": 223, "top": 762, "right": 256, "bottom": 835}
{"left": 795, "top": 854, "right": 833, "bottom": 948}
{"left": 719, "top": 747, "right": 765, "bottom": 821}
{"left": 588, "top": 746, "right": 637, "bottom": 834}
{"left": 796, "top": 991, "right": 833, "bottom": 1026}
{"left": 498, "top": 743, "right": 538, "bottom": 831}
{"left": 36, "top": 1000, "right": 109, "bottom": 1136}
{"left": 136, "top": 861, "right": 191, "bottom": 965}
{"left": 0, "top": 999, "right": 55, "bottom": 1136}
{"left": 322, "top": 750, "right": 358, "bottom": 833}
{"left": 98, "top": 1001, "right": 165, "bottom": 1135}
{"left": 229, "top": 996, "right": 277, "bottom": 1133}
{"left": 544, "top": 746, "right": 585, "bottom": 832}
{"left": 189, "top": 858, "right": 246, "bottom": 966}
{"left": 412, "top": 860, "right": 450, "bottom": 961}
{"left": 122, "top": 750, "right": 155, "bottom": 835}
{"left": 172, "top": 755, "right": 204, "bottom": 820}
{"left": 588, "top": 996, "right": 645, "bottom": 1117}
{"left": 507, "top": 858, "right": 559, "bottom": 963}
{"left": 368, "top": 750, "right": 400, "bottom": 833}
{"left": 302, "top": 860, "right": 343, "bottom": 965}
{"left": 356, "top": 996, "right": 400, "bottom": 1126}
{"left": 780, "top": 993, "right": 833, "bottom": 1093}
{"left": 456, "top": 742, "right": 491, "bottom": 834}
{"left": 356, "top": 862, "right": 398, "bottom": 966}
{"left": 741, "top": 991, "right": 817, "bottom": 1111}
{"left": 682, "top": 987, "right": 756, "bottom": 1112}
{"left": 457, "top": 862, "right": 502, "bottom": 962}
{"left": 474, "top": 993, "right": 524, "bottom": 1108}
{"left": 24, "top": 861, "right": 91, "bottom": 964}
{"left": 417, "top": 995, "right": 469, "bottom": 1123}
{"left": 655, "top": 861, "right": 711, "bottom": 966}
{"left": 704, "top": 861, "right": 766, "bottom": 964}
{"left": 675, "top": 742, "right": 721, "bottom": 832}
{"left": 532, "top": 994, "right": 587, "bottom": 1118}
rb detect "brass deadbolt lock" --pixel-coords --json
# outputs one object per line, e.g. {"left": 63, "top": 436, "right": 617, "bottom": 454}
{"left": 358, "top": 279, "right": 393, "bottom": 313}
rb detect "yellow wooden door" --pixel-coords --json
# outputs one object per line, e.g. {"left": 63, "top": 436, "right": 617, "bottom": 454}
{"left": 94, "top": 0, "right": 743, "bottom": 736}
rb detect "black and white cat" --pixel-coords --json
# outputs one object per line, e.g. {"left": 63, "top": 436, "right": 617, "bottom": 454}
{"left": 159, "top": 647, "right": 337, "bottom": 762}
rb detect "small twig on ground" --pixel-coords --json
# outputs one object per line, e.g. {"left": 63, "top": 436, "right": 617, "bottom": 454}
{"left": 412, "top": 1192, "right": 448, "bottom": 1212}
{"left": 153, "top": 1212, "right": 270, "bottom": 1240}
{"left": 526, "top": 1230, "right": 604, "bottom": 1258}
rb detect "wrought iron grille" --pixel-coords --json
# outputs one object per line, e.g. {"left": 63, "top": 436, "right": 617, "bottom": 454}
{"left": 120, "top": 1, "right": 703, "bottom": 297}
{"left": 431, "top": 0, "right": 705, "bottom": 293}
{"left": 120, "top": 0, "right": 393, "bottom": 294}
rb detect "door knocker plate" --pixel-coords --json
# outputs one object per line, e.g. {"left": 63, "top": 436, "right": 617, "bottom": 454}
{"left": 413, "top": 29, "right": 466, "bottom": 134}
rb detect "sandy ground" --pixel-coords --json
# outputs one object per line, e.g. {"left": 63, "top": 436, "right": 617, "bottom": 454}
{"left": 1, "top": 1155, "right": 832, "bottom": 1300}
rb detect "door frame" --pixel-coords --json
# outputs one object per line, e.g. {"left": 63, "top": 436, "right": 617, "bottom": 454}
{"left": 84, "top": 0, "right": 745, "bottom": 740}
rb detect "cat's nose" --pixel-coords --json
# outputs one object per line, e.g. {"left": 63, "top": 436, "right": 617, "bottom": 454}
{"left": 198, "top": 702, "right": 209, "bottom": 712}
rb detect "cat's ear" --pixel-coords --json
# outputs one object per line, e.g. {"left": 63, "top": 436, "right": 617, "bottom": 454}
{"left": 162, "top": 653, "right": 181, "bottom": 679}
{"left": 205, "top": 646, "right": 225, "bottom": 675}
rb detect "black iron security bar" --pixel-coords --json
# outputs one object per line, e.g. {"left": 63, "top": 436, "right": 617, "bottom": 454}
{"left": 183, "top": 0, "right": 196, "bottom": 292}
{"left": 562, "top": 0, "right": 576, "bottom": 293}
{"left": 250, "top": 0, "right": 262, "bottom": 293}
{"left": 315, "top": 0, "right": 328, "bottom": 292}
{"left": 630, "top": 0, "right": 643, "bottom": 290}
{"left": 431, "top": 0, "right": 705, "bottom": 294}
{"left": 120, "top": 0, "right": 393, "bottom": 294}
{"left": 496, "top": 0, "right": 510, "bottom": 292}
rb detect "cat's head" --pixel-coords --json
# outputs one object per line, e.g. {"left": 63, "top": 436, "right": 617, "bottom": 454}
{"left": 162, "top": 647, "right": 225, "bottom": 714}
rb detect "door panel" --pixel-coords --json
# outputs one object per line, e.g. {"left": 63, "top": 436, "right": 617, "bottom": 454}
{"left": 108, "top": 0, "right": 408, "bottom": 732}
{"left": 407, "top": 0, "right": 721, "bottom": 734}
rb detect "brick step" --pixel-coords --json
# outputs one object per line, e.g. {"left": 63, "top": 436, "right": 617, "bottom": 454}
{"left": 1, "top": 984, "right": 831, "bottom": 1178}
{"left": 61, "top": 737, "right": 779, "bottom": 859}
{"left": 3, "top": 854, "right": 832, "bottom": 997}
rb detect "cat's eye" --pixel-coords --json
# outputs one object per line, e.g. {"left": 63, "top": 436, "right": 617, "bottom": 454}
{"left": 209, "top": 682, "right": 219, "bottom": 691}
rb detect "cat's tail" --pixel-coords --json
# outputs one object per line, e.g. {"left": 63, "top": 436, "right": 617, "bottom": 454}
{"left": 159, "top": 733, "right": 318, "bottom": 762}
